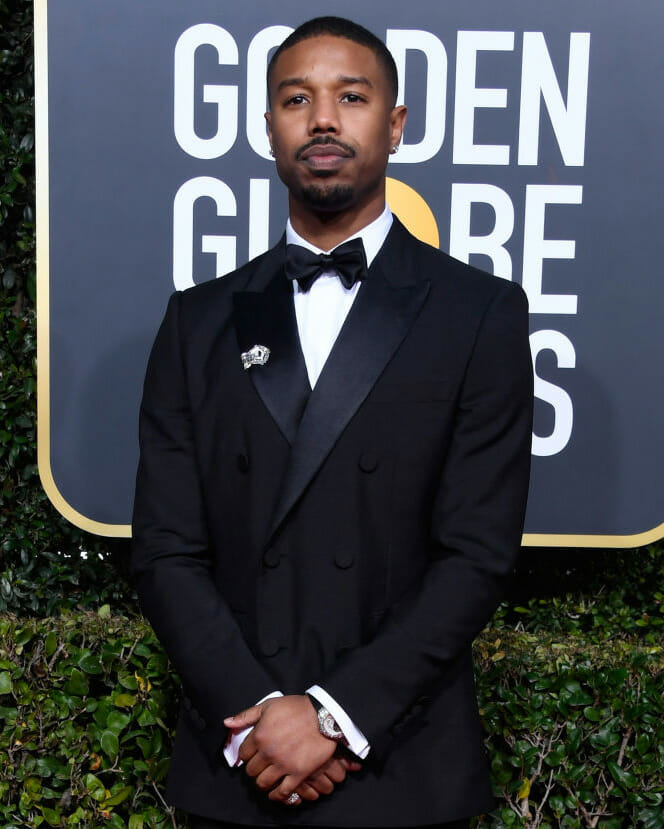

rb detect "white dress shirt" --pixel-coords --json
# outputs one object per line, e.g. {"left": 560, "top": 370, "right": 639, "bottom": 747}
{"left": 223, "top": 204, "right": 393, "bottom": 768}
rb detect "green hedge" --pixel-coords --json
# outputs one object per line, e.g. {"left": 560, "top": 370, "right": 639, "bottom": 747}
{"left": 476, "top": 632, "right": 664, "bottom": 829}
{"left": 1, "top": 612, "right": 662, "bottom": 829}
{"left": 0, "top": 612, "right": 180, "bottom": 829}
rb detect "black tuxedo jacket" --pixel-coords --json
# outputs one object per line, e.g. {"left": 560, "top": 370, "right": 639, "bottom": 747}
{"left": 131, "top": 217, "right": 533, "bottom": 826}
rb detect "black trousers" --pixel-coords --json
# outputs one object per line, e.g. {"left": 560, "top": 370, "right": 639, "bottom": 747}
{"left": 189, "top": 820, "right": 470, "bottom": 829}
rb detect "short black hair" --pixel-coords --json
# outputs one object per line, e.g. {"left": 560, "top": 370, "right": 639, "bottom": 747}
{"left": 267, "top": 16, "right": 398, "bottom": 106}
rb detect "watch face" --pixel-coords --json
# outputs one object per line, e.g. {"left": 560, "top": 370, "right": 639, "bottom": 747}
{"left": 322, "top": 713, "right": 342, "bottom": 738}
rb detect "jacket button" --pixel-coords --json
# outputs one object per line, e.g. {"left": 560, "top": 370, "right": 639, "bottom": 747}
{"left": 334, "top": 550, "right": 354, "bottom": 569}
{"left": 358, "top": 451, "right": 379, "bottom": 473}
{"left": 263, "top": 547, "right": 280, "bottom": 567}
{"left": 261, "top": 637, "right": 279, "bottom": 657}
{"left": 237, "top": 453, "right": 249, "bottom": 473}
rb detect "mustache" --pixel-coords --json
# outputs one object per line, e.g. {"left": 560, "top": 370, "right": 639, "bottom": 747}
{"left": 295, "top": 136, "right": 356, "bottom": 159}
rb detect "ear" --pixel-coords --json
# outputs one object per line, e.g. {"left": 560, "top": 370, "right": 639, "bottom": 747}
{"left": 389, "top": 104, "right": 407, "bottom": 150}
{"left": 265, "top": 111, "right": 273, "bottom": 149}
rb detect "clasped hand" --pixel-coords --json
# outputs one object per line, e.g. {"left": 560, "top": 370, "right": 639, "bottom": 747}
{"left": 224, "top": 694, "right": 361, "bottom": 805}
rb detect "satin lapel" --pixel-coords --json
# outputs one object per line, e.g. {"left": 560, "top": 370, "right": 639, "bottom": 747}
{"left": 266, "top": 237, "right": 430, "bottom": 544}
{"left": 232, "top": 257, "right": 310, "bottom": 446}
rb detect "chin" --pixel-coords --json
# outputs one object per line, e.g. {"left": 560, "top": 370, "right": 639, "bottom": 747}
{"left": 300, "top": 183, "right": 355, "bottom": 211}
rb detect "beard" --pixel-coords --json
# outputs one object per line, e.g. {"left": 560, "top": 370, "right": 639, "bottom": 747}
{"left": 299, "top": 181, "right": 355, "bottom": 211}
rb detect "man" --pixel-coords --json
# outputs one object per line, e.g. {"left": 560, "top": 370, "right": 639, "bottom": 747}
{"left": 131, "top": 16, "right": 533, "bottom": 829}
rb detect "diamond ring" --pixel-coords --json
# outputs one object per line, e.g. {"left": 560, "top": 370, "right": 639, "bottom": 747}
{"left": 286, "top": 792, "right": 301, "bottom": 805}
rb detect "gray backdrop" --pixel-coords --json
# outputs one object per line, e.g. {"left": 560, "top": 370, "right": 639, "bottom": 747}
{"left": 37, "top": 0, "right": 664, "bottom": 543}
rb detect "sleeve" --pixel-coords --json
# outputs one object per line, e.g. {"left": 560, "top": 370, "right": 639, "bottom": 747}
{"left": 130, "top": 291, "right": 279, "bottom": 768}
{"left": 317, "top": 281, "right": 533, "bottom": 762}
{"left": 306, "top": 685, "right": 370, "bottom": 760}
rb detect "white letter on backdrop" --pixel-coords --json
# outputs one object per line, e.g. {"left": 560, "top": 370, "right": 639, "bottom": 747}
{"left": 386, "top": 29, "right": 447, "bottom": 163}
{"left": 453, "top": 31, "right": 515, "bottom": 165}
{"left": 530, "top": 329, "right": 576, "bottom": 456}
{"left": 518, "top": 32, "right": 590, "bottom": 166}
{"left": 174, "top": 24, "right": 239, "bottom": 159}
{"left": 522, "top": 184, "right": 582, "bottom": 314}
{"left": 173, "top": 177, "right": 237, "bottom": 289}
{"left": 449, "top": 183, "right": 514, "bottom": 279}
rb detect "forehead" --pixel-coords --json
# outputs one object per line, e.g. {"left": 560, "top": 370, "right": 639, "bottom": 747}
{"left": 270, "top": 35, "right": 383, "bottom": 89}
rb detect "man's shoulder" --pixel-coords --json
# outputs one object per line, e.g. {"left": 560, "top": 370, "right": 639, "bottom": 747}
{"left": 160, "top": 244, "right": 283, "bottom": 346}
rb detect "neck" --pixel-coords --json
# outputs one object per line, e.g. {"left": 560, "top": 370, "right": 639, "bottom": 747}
{"left": 288, "top": 190, "right": 385, "bottom": 251}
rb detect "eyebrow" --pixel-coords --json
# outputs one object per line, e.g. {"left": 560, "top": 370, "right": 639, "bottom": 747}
{"left": 338, "top": 75, "right": 373, "bottom": 88}
{"left": 276, "top": 74, "right": 374, "bottom": 92}
{"left": 277, "top": 77, "right": 307, "bottom": 92}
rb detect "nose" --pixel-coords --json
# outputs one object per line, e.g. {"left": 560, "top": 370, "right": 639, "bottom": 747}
{"left": 308, "top": 94, "right": 339, "bottom": 134}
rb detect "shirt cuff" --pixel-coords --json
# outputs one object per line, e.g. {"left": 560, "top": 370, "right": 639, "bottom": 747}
{"left": 306, "top": 684, "right": 371, "bottom": 759}
{"left": 222, "top": 690, "right": 283, "bottom": 767}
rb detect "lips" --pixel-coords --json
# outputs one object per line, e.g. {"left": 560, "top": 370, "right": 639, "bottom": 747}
{"left": 300, "top": 144, "right": 349, "bottom": 160}
{"left": 298, "top": 141, "right": 353, "bottom": 173}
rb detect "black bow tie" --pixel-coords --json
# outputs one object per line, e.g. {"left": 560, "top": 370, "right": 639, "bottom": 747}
{"left": 285, "top": 238, "right": 368, "bottom": 293}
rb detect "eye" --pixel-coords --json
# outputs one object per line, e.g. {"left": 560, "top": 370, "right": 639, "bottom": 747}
{"left": 285, "top": 94, "right": 308, "bottom": 106}
{"left": 341, "top": 92, "right": 365, "bottom": 103}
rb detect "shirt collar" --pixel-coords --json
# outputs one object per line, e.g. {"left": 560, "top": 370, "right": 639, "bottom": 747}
{"left": 285, "top": 204, "right": 393, "bottom": 268}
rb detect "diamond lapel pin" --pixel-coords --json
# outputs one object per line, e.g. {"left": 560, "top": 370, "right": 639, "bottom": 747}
{"left": 241, "top": 344, "right": 271, "bottom": 370}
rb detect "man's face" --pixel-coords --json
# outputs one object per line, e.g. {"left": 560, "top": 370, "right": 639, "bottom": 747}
{"left": 265, "top": 35, "right": 406, "bottom": 214}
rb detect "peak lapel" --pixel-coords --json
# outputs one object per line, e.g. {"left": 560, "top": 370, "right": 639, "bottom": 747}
{"left": 266, "top": 219, "right": 430, "bottom": 545}
{"left": 232, "top": 245, "right": 310, "bottom": 445}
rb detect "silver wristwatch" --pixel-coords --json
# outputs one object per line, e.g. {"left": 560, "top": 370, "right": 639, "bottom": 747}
{"left": 306, "top": 693, "right": 348, "bottom": 744}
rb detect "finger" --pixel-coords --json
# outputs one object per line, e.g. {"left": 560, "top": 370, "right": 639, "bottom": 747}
{"left": 245, "top": 752, "right": 270, "bottom": 779}
{"left": 224, "top": 704, "right": 263, "bottom": 728}
{"left": 269, "top": 774, "right": 302, "bottom": 803}
{"left": 305, "top": 771, "right": 334, "bottom": 795}
{"left": 339, "top": 756, "right": 363, "bottom": 772}
{"left": 237, "top": 731, "right": 257, "bottom": 764}
{"left": 322, "top": 757, "right": 347, "bottom": 779}
{"left": 294, "top": 782, "right": 320, "bottom": 802}
{"left": 320, "top": 759, "right": 346, "bottom": 784}
{"left": 254, "top": 765, "right": 283, "bottom": 793}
